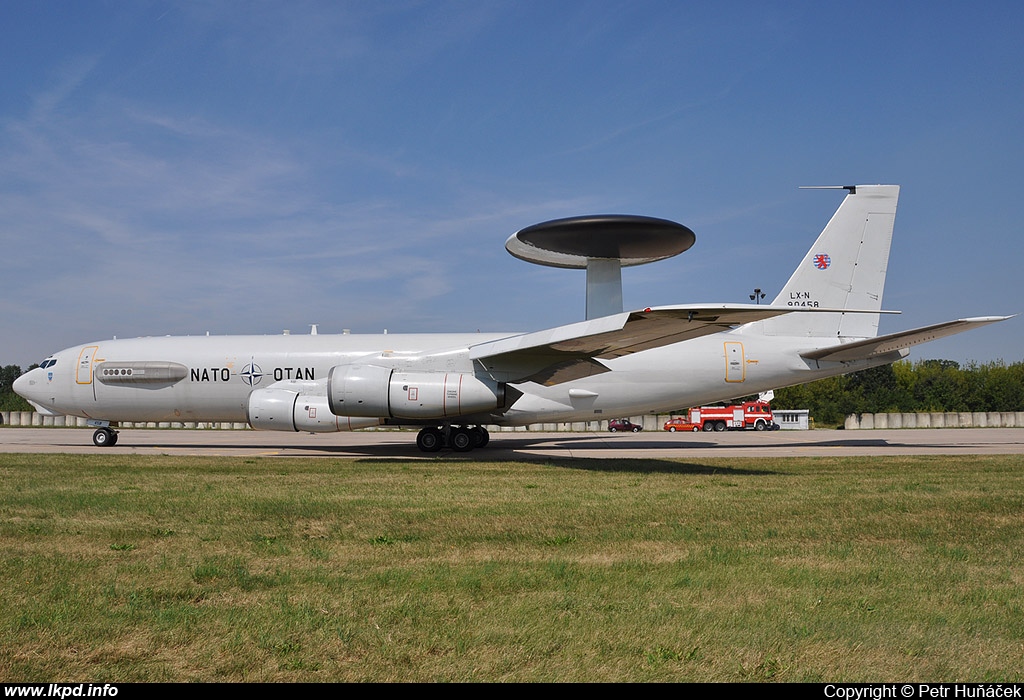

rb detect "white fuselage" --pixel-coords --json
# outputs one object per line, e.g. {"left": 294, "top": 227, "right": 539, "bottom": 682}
{"left": 13, "top": 329, "right": 893, "bottom": 427}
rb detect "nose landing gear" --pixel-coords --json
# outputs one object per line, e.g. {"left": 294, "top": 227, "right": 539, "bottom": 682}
{"left": 92, "top": 427, "right": 119, "bottom": 447}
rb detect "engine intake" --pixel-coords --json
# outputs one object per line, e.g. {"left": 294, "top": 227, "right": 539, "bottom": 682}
{"left": 327, "top": 364, "right": 503, "bottom": 419}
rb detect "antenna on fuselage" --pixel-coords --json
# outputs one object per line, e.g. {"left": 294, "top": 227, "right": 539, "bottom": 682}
{"left": 505, "top": 215, "right": 695, "bottom": 319}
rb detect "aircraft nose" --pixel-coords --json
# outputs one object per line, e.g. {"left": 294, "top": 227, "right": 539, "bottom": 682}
{"left": 13, "top": 366, "right": 66, "bottom": 417}
{"left": 13, "top": 371, "right": 30, "bottom": 397}
{"left": 13, "top": 368, "right": 42, "bottom": 402}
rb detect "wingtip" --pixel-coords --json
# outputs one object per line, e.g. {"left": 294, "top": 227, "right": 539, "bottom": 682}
{"left": 959, "top": 315, "right": 1017, "bottom": 323}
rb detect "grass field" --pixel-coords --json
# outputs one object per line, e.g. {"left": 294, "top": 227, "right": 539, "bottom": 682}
{"left": 0, "top": 452, "right": 1022, "bottom": 682}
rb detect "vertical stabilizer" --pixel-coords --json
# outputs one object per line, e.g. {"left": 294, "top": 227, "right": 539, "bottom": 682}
{"left": 762, "top": 185, "right": 899, "bottom": 339}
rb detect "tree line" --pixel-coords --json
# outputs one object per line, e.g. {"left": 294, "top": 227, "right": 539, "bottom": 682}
{"left": 3, "top": 359, "right": 1024, "bottom": 423}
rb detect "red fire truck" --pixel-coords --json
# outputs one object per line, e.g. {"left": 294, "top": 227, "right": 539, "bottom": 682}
{"left": 663, "top": 400, "right": 777, "bottom": 432}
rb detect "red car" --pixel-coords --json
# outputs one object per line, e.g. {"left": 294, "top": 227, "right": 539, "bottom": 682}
{"left": 608, "top": 419, "right": 642, "bottom": 433}
{"left": 663, "top": 417, "right": 700, "bottom": 432}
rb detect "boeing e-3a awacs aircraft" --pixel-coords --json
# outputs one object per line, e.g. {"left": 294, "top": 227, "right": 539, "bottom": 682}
{"left": 13, "top": 185, "right": 1011, "bottom": 451}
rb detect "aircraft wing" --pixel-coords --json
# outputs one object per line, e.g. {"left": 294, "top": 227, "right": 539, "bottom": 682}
{"left": 800, "top": 316, "right": 1014, "bottom": 363}
{"left": 469, "top": 304, "right": 877, "bottom": 385}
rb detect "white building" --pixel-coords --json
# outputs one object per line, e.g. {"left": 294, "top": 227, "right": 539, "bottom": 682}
{"left": 774, "top": 409, "right": 810, "bottom": 430}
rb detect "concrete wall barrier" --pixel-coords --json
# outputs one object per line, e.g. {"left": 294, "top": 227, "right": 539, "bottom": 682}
{"left": 845, "top": 411, "right": 1024, "bottom": 429}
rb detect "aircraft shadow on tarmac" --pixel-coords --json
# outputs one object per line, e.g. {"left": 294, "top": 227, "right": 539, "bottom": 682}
{"left": 35, "top": 428, "right": 1018, "bottom": 474}
{"left": 51, "top": 433, "right": 785, "bottom": 476}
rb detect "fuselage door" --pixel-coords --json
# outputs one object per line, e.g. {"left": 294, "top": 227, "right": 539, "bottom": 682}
{"left": 76, "top": 346, "right": 99, "bottom": 385}
{"left": 725, "top": 342, "right": 745, "bottom": 383}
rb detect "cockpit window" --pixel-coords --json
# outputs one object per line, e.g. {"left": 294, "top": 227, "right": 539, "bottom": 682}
{"left": 40, "top": 358, "right": 57, "bottom": 369}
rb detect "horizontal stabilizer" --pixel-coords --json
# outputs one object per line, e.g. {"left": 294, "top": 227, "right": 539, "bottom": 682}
{"left": 800, "top": 316, "right": 1014, "bottom": 363}
{"left": 471, "top": 304, "right": 892, "bottom": 385}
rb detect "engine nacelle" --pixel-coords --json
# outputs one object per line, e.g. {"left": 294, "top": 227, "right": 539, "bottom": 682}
{"left": 327, "top": 364, "right": 503, "bottom": 419}
{"left": 247, "top": 387, "right": 382, "bottom": 433}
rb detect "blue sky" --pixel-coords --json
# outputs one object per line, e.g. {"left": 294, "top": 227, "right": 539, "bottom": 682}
{"left": 1, "top": 1, "right": 1021, "bottom": 370}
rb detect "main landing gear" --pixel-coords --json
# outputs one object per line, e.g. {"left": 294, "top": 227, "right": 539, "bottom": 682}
{"left": 415, "top": 425, "right": 490, "bottom": 453}
{"left": 92, "top": 427, "right": 119, "bottom": 447}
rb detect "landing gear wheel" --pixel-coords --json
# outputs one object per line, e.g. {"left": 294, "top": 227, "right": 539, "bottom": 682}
{"left": 470, "top": 427, "right": 490, "bottom": 448}
{"left": 93, "top": 428, "right": 118, "bottom": 447}
{"left": 416, "top": 427, "right": 443, "bottom": 452}
{"left": 450, "top": 427, "right": 473, "bottom": 452}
